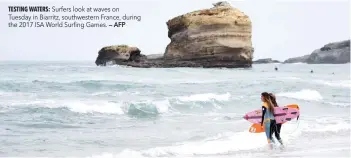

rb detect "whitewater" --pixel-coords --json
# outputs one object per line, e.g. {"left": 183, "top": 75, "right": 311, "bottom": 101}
{"left": 0, "top": 61, "right": 350, "bottom": 157}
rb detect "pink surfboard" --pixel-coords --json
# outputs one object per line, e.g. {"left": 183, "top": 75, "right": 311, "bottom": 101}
{"left": 243, "top": 107, "right": 300, "bottom": 124}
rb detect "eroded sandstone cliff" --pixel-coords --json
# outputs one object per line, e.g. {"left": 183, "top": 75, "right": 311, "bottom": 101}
{"left": 164, "top": 1, "right": 254, "bottom": 68}
{"left": 95, "top": 1, "right": 254, "bottom": 68}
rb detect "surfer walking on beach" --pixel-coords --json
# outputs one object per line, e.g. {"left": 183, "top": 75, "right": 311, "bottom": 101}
{"left": 260, "top": 92, "right": 283, "bottom": 147}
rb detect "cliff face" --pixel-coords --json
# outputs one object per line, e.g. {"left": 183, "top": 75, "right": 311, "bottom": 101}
{"left": 95, "top": 1, "right": 254, "bottom": 68}
{"left": 163, "top": 1, "right": 254, "bottom": 68}
{"left": 284, "top": 40, "right": 350, "bottom": 64}
{"left": 283, "top": 55, "right": 310, "bottom": 64}
{"left": 253, "top": 58, "right": 281, "bottom": 64}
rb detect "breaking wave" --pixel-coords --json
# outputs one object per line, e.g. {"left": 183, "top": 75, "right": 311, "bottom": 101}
{"left": 276, "top": 89, "right": 323, "bottom": 101}
{"left": 0, "top": 92, "right": 235, "bottom": 117}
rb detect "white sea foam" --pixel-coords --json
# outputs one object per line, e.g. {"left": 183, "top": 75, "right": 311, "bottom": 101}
{"left": 141, "top": 131, "right": 267, "bottom": 157}
{"left": 152, "top": 100, "right": 171, "bottom": 113}
{"left": 65, "top": 101, "right": 124, "bottom": 114}
{"left": 314, "top": 80, "right": 351, "bottom": 88}
{"left": 4, "top": 99, "right": 125, "bottom": 114}
{"left": 137, "top": 122, "right": 307, "bottom": 157}
{"left": 128, "top": 99, "right": 172, "bottom": 114}
{"left": 3, "top": 98, "right": 173, "bottom": 115}
{"left": 306, "top": 122, "right": 350, "bottom": 133}
{"left": 277, "top": 89, "right": 323, "bottom": 101}
{"left": 73, "top": 120, "right": 350, "bottom": 158}
{"left": 65, "top": 99, "right": 173, "bottom": 115}
{"left": 2, "top": 92, "right": 237, "bottom": 115}
{"left": 306, "top": 117, "right": 351, "bottom": 132}
{"left": 325, "top": 101, "right": 350, "bottom": 107}
{"left": 79, "top": 124, "right": 305, "bottom": 158}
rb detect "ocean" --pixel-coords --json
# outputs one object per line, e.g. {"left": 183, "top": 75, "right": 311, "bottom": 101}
{"left": 0, "top": 61, "right": 350, "bottom": 158}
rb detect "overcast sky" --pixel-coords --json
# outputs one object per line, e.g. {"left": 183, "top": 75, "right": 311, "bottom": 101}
{"left": 0, "top": 0, "right": 349, "bottom": 61}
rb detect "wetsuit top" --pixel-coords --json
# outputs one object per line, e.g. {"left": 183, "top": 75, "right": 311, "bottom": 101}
{"left": 261, "top": 102, "right": 275, "bottom": 126}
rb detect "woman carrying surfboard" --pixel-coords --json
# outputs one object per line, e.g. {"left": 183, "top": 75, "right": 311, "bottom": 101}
{"left": 260, "top": 92, "right": 283, "bottom": 146}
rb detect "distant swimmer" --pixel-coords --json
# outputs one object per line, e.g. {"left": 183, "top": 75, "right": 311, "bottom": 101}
{"left": 310, "top": 70, "right": 314, "bottom": 73}
{"left": 274, "top": 67, "right": 278, "bottom": 71}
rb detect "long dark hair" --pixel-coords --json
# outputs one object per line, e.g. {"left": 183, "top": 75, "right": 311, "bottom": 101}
{"left": 261, "top": 92, "right": 274, "bottom": 113}
{"left": 269, "top": 93, "right": 278, "bottom": 107}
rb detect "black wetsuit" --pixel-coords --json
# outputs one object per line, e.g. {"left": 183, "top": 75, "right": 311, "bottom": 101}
{"left": 261, "top": 106, "right": 282, "bottom": 144}
{"left": 275, "top": 123, "right": 282, "bottom": 137}
{"left": 273, "top": 122, "right": 282, "bottom": 141}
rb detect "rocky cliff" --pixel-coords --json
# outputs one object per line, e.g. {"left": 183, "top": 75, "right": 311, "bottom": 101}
{"left": 253, "top": 58, "right": 281, "bottom": 64}
{"left": 284, "top": 40, "right": 350, "bottom": 64}
{"left": 164, "top": 1, "right": 253, "bottom": 68}
{"left": 95, "top": 1, "right": 254, "bottom": 68}
{"left": 95, "top": 45, "right": 147, "bottom": 66}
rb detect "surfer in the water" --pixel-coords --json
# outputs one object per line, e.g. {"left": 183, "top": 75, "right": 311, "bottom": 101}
{"left": 260, "top": 92, "right": 283, "bottom": 146}
{"left": 269, "top": 93, "right": 283, "bottom": 145}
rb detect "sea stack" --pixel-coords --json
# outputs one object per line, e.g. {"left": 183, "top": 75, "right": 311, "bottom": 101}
{"left": 94, "top": 1, "right": 254, "bottom": 68}
{"left": 163, "top": 1, "right": 254, "bottom": 68}
{"left": 95, "top": 45, "right": 146, "bottom": 66}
